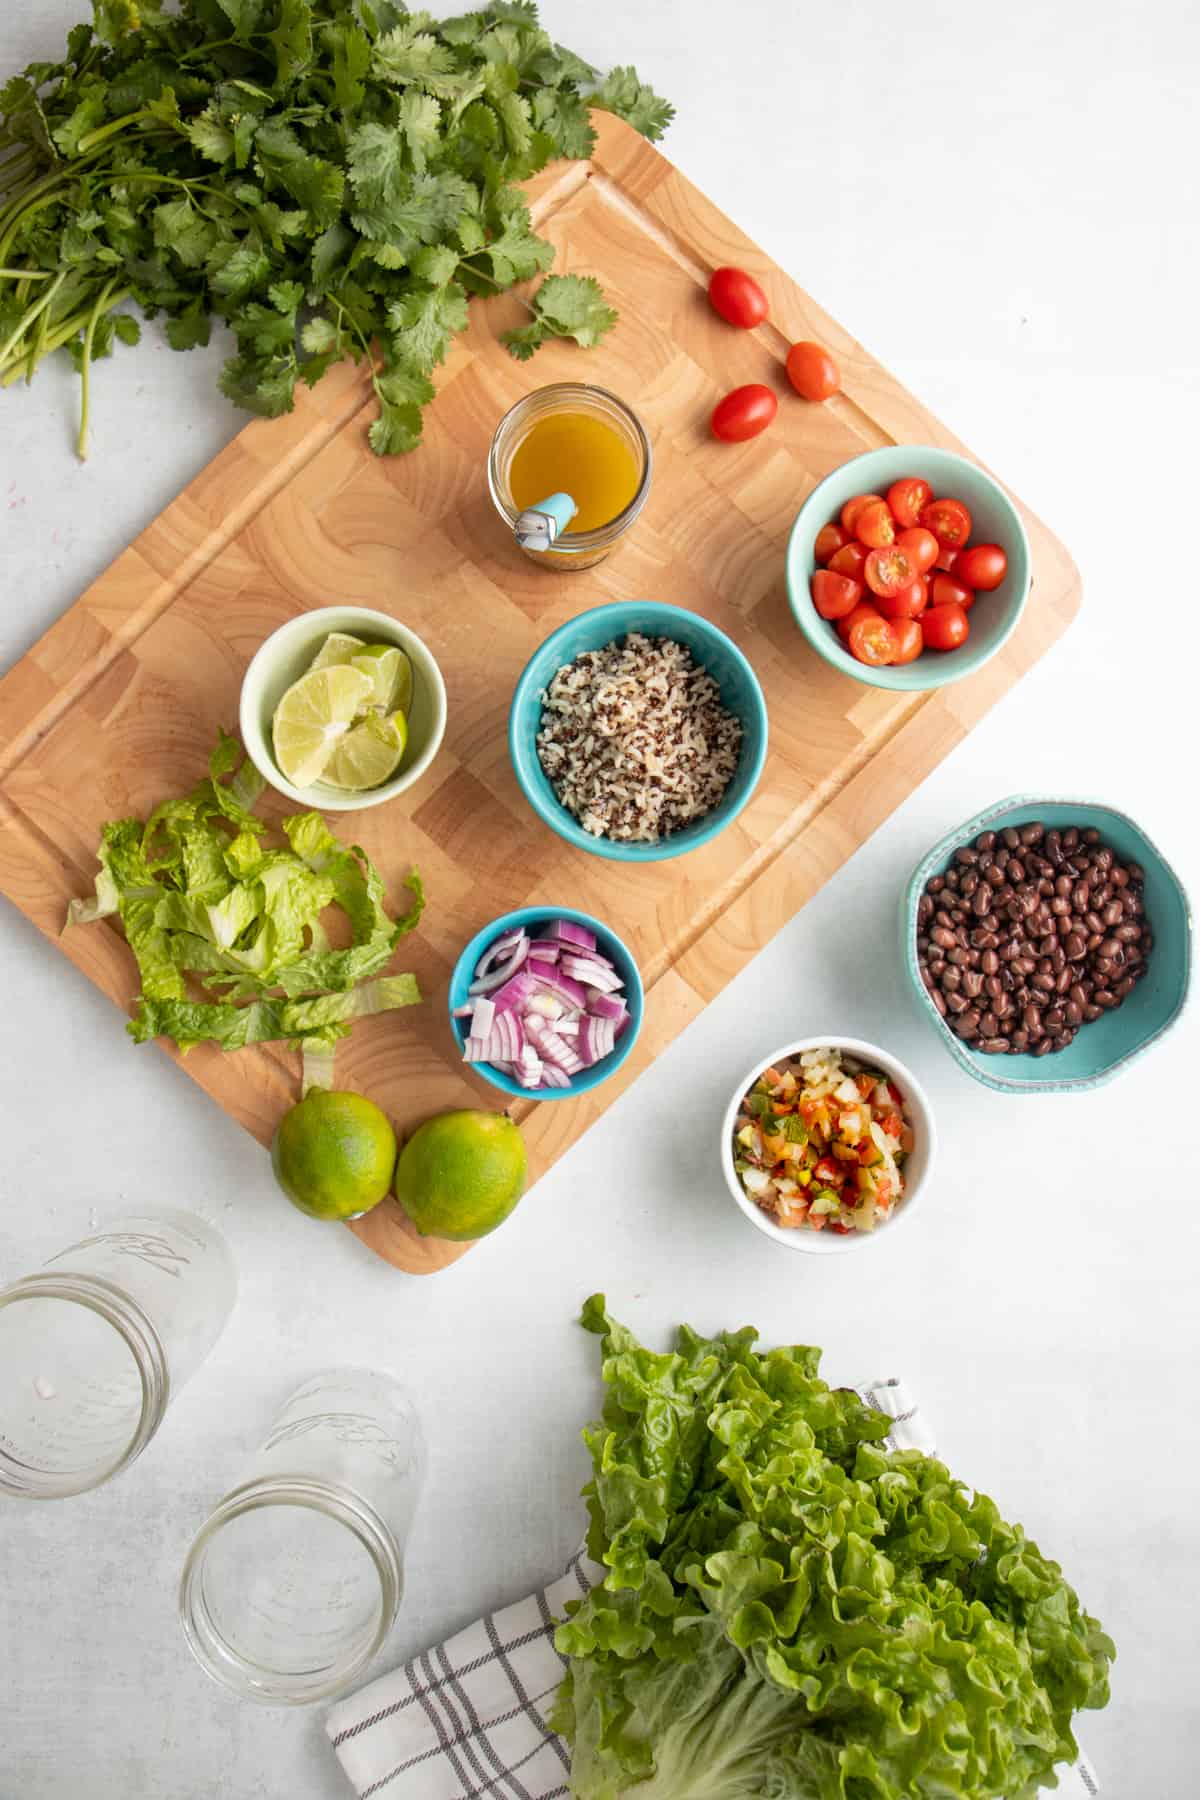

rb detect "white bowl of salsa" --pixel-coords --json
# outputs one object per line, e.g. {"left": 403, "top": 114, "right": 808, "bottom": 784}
{"left": 719, "top": 1036, "right": 937, "bottom": 1254}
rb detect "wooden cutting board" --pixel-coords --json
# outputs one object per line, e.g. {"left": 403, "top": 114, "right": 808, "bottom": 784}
{"left": 0, "top": 115, "right": 1079, "bottom": 1274}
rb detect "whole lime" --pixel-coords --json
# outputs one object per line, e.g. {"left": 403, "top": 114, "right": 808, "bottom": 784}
{"left": 271, "top": 1090, "right": 397, "bottom": 1221}
{"left": 393, "top": 1110, "right": 527, "bottom": 1241}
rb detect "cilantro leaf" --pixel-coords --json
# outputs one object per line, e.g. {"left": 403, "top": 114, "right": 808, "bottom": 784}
{"left": 387, "top": 277, "right": 469, "bottom": 372}
{"left": 368, "top": 365, "right": 437, "bottom": 455}
{"left": 587, "top": 66, "right": 676, "bottom": 141}
{"left": 502, "top": 273, "right": 617, "bottom": 360}
{"left": 372, "top": 24, "right": 458, "bottom": 84}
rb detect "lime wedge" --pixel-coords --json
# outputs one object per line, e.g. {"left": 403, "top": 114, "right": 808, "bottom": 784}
{"left": 351, "top": 643, "right": 413, "bottom": 715}
{"left": 306, "top": 631, "right": 366, "bottom": 673}
{"left": 271, "top": 665, "right": 375, "bottom": 789}
{"left": 323, "top": 711, "right": 408, "bottom": 791}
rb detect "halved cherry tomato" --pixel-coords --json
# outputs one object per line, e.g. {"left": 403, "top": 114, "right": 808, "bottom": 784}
{"left": 890, "top": 617, "right": 924, "bottom": 663}
{"left": 836, "top": 600, "right": 883, "bottom": 643}
{"left": 864, "top": 545, "right": 915, "bottom": 598}
{"left": 933, "top": 542, "right": 958, "bottom": 572}
{"left": 854, "top": 499, "right": 897, "bottom": 549}
{"left": 707, "top": 266, "right": 768, "bottom": 329}
{"left": 886, "top": 477, "right": 933, "bottom": 528}
{"left": 840, "top": 493, "right": 883, "bottom": 534}
{"left": 828, "top": 541, "right": 869, "bottom": 581}
{"left": 710, "top": 383, "right": 778, "bottom": 442}
{"left": 811, "top": 570, "right": 862, "bottom": 620}
{"left": 922, "top": 602, "right": 970, "bottom": 651}
{"left": 897, "top": 526, "right": 938, "bottom": 574}
{"left": 930, "top": 572, "right": 975, "bottom": 612}
{"left": 814, "top": 523, "right": 848, "bottom": 564}
{"left": 786, "top": 340, "right": 840, "bottom": 401}
{"left": 920, "top": 497, "right": 972, "bottom": 549}
{"left": 955, "top": 543, "right": 1008, "bottom": 590}
{"left": 875, "top": 576, "right": 927, "bottom": 620}
{"left": 848, "top": 612, "right": 900, "bottom": 666}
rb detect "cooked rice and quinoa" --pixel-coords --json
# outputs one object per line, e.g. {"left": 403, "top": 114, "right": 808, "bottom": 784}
{"left": 536, "top": 632, "right": 743, "bottom": 842}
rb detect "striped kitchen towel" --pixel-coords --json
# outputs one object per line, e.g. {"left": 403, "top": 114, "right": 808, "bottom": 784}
{"left": 325, "top": 1377, "right": 1100, "bottom": 1800}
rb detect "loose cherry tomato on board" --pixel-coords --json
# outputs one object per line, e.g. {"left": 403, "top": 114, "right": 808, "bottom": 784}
{"left": 849, "top": 612, "right": 900, "bottom": 666}
{"left": 922, "top": 602, "right": 971, "bottom": 651}
{"left": 828, "top": 541, "right": 869, "bottom": 581}
{"left": 786, "top": 340, "right": 840, "bottom": 402}
{"left": 897, "top": 526, "right": 938, "bottom": 575}
{"left": 710, "top": 383, "right": 778, "bottom": 442}
{"left": 836, "top": 600, "right": 884, "bottom": 643}
{"left": 886, "top": 477, "right": 933, "bottom": 529}
{"left": 875, "top": 576, "right": 927, "bottom": 620}
{"left": 840, "top": 493, "right": 883, "bottom": 534}
{"left": 814, "top": 523, "right": 848, "bottom": 564}
{"left": 864, "top": 545, "right": 915, "bottom": 598}
{"left": 955, "top": 543, "right": 1008, "bottom": 590}
{"left": 930, "top": 572, "right": 975, "bottom": 612}
{"left": 920, "top": 497, "right": 972, "bottom": 549}
{"left": 811, "top": 570, "right": 863, "bottom": 620}
{"left": 854, "top": 499, "right": 897, "bottom": 549}
{"left": 933, "top": 542, "right": 959, "bottom": 572}
{"left": 707, "top": 266, "right": 769, "bottom": 329}
{"left": 890, "top": 617, "right": 924, "bottom": 663}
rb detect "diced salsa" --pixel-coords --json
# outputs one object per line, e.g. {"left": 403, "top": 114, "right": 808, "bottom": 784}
{"left": 732, "top": 1047, "right": 914, "bottom": 1234}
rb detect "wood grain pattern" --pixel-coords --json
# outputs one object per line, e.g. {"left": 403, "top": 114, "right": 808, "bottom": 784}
{"left": 0, "top": 117, "right": 1079, "bottom": 1275}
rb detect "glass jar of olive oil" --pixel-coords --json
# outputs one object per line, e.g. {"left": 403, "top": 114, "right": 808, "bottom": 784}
{"left": 488, "top": 382, "right": 652, "bottom": 569}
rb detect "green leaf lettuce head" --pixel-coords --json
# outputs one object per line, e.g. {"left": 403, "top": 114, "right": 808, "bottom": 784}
{"left": 0, "top": 1, "right": 673, "bottom": 457}
{"left": 66, "top": 733, "right": 422, "bottom": 1077}
{"left": 555, "top": 1297, "right": 1114, "bottom": 1800}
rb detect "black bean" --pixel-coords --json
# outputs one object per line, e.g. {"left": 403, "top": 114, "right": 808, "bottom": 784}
{"left": 962, "top": 970, "right": 984, "bottom": 998}
{"left": 946, "top": 991, "right": 968, "bottom": 1014}
{"left": 1063, "top": 827, "right": 1079, "bottom": 850}
{"left": 1023, "top": 1005, "right": 1043, "bottom": 1036}
{"left": 1020, "top": 822, "right": 1044, "bottom": 845}
{"left": 928, "top": 874, "right": 945, "bottom": 893}
{"left": 976, "top": 830, "right": 997, "bottom": 852}
{"left": 1011, "top": 1029, "right": 1030, "bottom": 1052}
{"left": 1083, "top": 828, "right": 1100, "bottom": 844}
{"left": 978, "top": 1037, "right": 1009, "bottom": 1053}
{"left": 1065, "top": 1002, "right": 1082, "bottom": 1025}
{"left": 931, "top": 926, "right": 956, "bottom": 950}
{"left": 981, "top": 949, "right": 999, "bottom": 975}
{"left": 932, "top": 988, "right": 947, "bottom": 1016}
{"left": 972, "top": 886, "right": 991, "bottom": 916}
{"left": 1002, "top": 826, "right": 1020, "bottom": 849}
{"left": 1064, "top": 932, "right": 1086, "bottom": 960}
{"left": 1044, "top": 1007, "right": 1065, "bottom": 1030}
{"left": 1094, "top": 989, "right": 1118, "bottom": 1008}
{"left": 1114, "top": 923, "right": 1141, "bottom": 943}
{"left": 941, "top": 966, "right": 962, "bottom": 992}
{"left": 1033, "top": 1038, "right": 1054, "bottom": 1056}
{"left": 955, "top": 846, "right": 979, "bottom": 866}
{"left": 957, "top": 1011, "right": 980, "bottom": 1038}
{"left": 1084, "top": 1003, "right": 1103, "bottom": 1021}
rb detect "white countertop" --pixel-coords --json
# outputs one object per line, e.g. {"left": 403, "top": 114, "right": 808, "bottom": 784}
{"left": 1, "top": 0, "right": 1196, "bottom": 1794}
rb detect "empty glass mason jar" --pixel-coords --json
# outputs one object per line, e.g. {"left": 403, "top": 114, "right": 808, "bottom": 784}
{"left": 179, "top": 1369, "right": 425, "bottom": 1705}
{"left": 488, "top": 381, "right": 652, "bottom": 569}
{"left": 0, "top": 1210, "right": 236, "bottom": 1500}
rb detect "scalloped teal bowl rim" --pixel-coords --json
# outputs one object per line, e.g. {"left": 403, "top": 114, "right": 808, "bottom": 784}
{"left": 786, "top": 445, "right": 1031, "bottom": 692}
{"left": 902, "top": 796, "right": 1193, "bottom": 1094}
{"left": 507, "top": 600, "right": 769, "bottom": 862}
{"left": 448, "top": 905, "right": 644, "bottom": 1101}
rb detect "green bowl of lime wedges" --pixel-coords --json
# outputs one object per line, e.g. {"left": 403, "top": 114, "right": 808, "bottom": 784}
{"left": 240, "top": 605, "right": 448, "bottom": 810}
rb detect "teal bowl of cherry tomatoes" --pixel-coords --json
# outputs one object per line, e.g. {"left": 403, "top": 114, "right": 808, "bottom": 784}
{"left": 785, "top": 447, "right": 1031, "bottom": 691}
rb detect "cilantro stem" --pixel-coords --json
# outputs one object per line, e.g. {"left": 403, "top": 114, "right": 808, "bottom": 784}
{"left": 77, "top": 275, "right": 120, "bottom": 460}
{"left": 0, "top": 268, "right": 66, "bottom": 366}
{"left": 0, "top": 266, "right": 55, "bottom": 281}
{"left": 0, "top": 286, "right": 130, "bottom": 387}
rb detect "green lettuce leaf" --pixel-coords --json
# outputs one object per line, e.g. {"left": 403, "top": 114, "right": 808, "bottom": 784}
{"left": 557, "top": 1298, "right": 1114, "bottom": 1800}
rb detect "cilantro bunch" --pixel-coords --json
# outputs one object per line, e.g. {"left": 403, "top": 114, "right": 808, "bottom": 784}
{"left": 0, "top": 1, "right": 672, "bottom": 456}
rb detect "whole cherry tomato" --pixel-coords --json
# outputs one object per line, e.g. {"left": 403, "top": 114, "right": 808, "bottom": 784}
{"left": 897, "top": 526, "right": 938, "bottom": 574}
{"left": 930, "top": 572, "right": 975, "bottom": 612}
{"left": 848, "top": 613, "right": 899, "bottom": 666}
{"left": 708, "top": 266, "right": 768, "bottom": 328}
{"left": 886, "top": 478, "right": 933, "bottom": 528}
{"left": 840, "top": 493, "right": 883, "bottom": 534}
{"left": 955, "top": 543, "right": 1008, "bottom": 590}
{"left": 814, "top": 523, "right": 848, "bottom": 564}
{"left": 786, "top": 341, "right": 840, "bottom": 401}
{"left": 828, "top": 541, "right": 869, "bottom": 581}
{"left": 710, "top": 383, "right": 778, "bottom": 441}
{"left": 811, "top": 570, "right": 862, "bottom": 620}
{"left": 920, "top": 497, "right": 972, "bottom": 549}
{"left": 854, "top": 499, "right": 897, "bottom": 549}
{"left": 875, "top": 576, "right": 927, "bottom": 620}
{"left": 864, "top": 545, "right": 915, "bottom": 598}
{"left": 836, "top": 601, "right": 884, "bottom": 643}
{"left": 889, "top": 617, "right": 924, "bottom": 663}
{"left": 922, "top": 602, "right": 971, "bottom": 651}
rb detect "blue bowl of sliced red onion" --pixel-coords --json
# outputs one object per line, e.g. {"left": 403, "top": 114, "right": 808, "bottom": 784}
{"left": 448, "top": 907, "right": 644, "bottom": 1100}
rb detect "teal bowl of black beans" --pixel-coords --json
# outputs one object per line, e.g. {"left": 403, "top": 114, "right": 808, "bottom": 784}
{"left": 903, "top": 797, "right": 1192, "bottom": 1093}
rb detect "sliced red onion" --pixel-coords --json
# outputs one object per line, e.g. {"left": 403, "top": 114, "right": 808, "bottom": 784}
{"left": 541, "top": 919, "right": 597, "bottom": 953}
{"left": 463, "top": 1036, "right": 490, "bottom": 1063}
{"left": 452, "top": 1003, "right": 474, "bottom": 1018}
{"left": 516, "top": 1044, "right": 543, "bottom": 1088}
{"left": 526, "top": 1015, "right": 584, "bottom": 1074}
{"left": 527, "top": 942, "right": 561, "bottom": 963}
{"left": 470, "top": 996, "right": 496, "bottom": 1039}
{"left": 468, "top": 934, "right": 530, "bottom": 996}
{"left": 490, "top": 966, "right": 589, "bottom": 1016}
{"left": 579, "top": 1015, "right": 617, "bottom": 1066}
{"left": 474, "top": 927, "right": 526, "bottom": 978}
{"left": 562, "top": 955, "right": 622, "bottom": 992}
{"left": 527, "top": 991, "right": 565, "bottom": 1020}
{"left": 554, "top": 1016, "right": 581, "bottom": 1037}
{"left": 539, "top": 1065, "right": 571, "bottom": 1089}
{"left": 585, "top": 989, "right": 626, "bottom": 1022}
